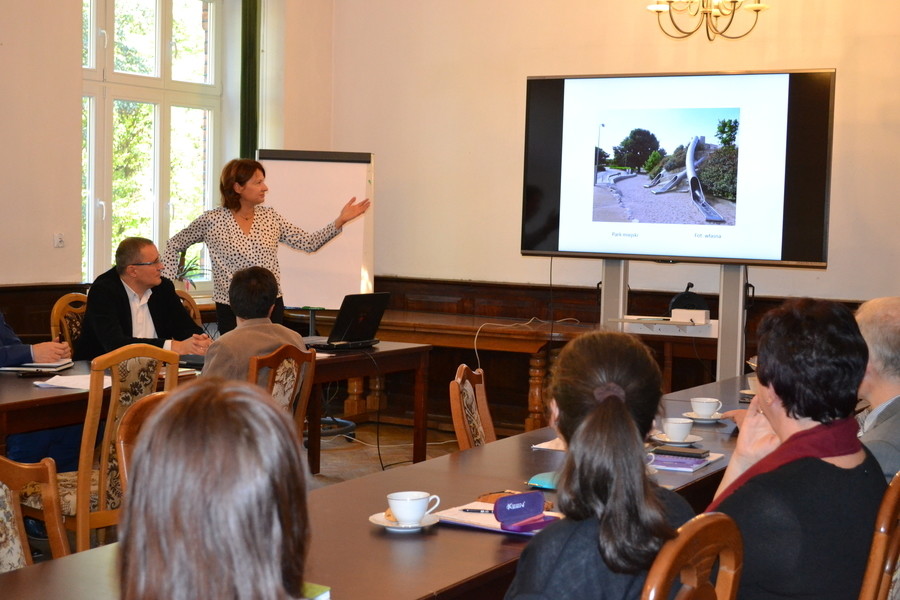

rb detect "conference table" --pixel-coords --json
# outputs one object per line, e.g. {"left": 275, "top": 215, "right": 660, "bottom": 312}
{"left": 0, "top": 341, "right": 432, "bottom": 474}
{"left": 299, "top": 310, "right": 721, "bottom": 430}
{"left": 0, "top": 375, "right": 748, "bottom": 599}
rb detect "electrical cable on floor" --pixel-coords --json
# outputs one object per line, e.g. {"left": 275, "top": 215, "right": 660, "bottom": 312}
{"left": 321, "top": 434, "right": 457, "bottom": 449}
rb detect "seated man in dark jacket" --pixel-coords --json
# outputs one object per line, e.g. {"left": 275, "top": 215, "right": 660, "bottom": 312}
{"left": 75, "top": 237, "right": 211, "bottom": 361}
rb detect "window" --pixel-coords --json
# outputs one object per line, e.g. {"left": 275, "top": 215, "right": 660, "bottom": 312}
{"left": 82, "top": 0, "right": 221, "bottom": 285}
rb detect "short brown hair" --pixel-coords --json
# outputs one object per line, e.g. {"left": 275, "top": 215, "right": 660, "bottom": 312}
{"left": 220, "top": 159, "right": 266, "bottom": 210}
{"left": 230, "top": 266, "right": 278, "bottom": 319}
{"left": 115, "top": 237, "right": 154, "bottom": 275}
{"left": 119, "top": 378, "right": 309, "bottom": 600}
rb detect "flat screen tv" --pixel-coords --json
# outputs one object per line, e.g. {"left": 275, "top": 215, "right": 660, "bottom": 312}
{"left": 521, "top": 70, "right": 835, "bottom": 268}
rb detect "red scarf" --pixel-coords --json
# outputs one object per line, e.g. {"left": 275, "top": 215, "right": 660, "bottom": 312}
{"left": 707, "top": 417, "right": 861, "bottom": 511}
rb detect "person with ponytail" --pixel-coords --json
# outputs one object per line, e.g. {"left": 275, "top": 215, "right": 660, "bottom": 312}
{"left": 505, "top": 331, "right": 694, "bottom": 600}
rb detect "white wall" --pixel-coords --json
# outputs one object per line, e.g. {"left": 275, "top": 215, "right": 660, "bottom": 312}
{"left": 7, "top": 0, "right": 900, "bottom": 305}
{"left": 275, "top": 0, "right": 900, "bottom": 302}
{"left": 0, "top": 1, "right": 82, "bottom": 284}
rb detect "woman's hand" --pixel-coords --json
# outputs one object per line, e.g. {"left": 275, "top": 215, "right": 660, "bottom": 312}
{"left": 712, "top": 396, "right": 781, "bottom": 501}
{"left": 334, "top": 197, "right": 371, "bottom": 229}
{"left": 731, "top": 396, "right": 780, "bottom": 470}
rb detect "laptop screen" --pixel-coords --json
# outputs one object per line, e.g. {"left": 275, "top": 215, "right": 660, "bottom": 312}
{"left": 327, "top": 292, "right": 391, "bottom": 343}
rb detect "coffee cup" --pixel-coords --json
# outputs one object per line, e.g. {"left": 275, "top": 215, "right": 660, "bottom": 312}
{"left": 747, "top": 374, "right": 760, "bottom": 394}
{"left": 690, "top": 397, "right": 722, "bottom": 418}
{"left": 662, "top": 417, "right": 693, "bottom": 442}
{"left": 387, "top": 491, "right": 441, "bottom": 526}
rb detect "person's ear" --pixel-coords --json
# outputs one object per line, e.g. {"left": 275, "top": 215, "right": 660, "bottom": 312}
{"left": 233, "top": 181, "right": 244, "bottom": 195}
{"left": 549, "top": 399, "right": 560, "bottom": 427}
{"left": 267, "top": 305, "right": 274, "bottom": 318}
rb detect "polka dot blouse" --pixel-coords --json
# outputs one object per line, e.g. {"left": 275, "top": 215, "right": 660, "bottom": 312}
{"left": 162, "top": 206, "right": 340, "bottom": 304}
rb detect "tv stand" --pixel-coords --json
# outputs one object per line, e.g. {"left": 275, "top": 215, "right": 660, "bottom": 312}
{"left": 600, "top": 260, "right": 747, "bottom": 382}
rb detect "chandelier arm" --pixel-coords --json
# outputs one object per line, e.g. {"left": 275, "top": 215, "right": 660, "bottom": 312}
{"left": 706, "top": 9, "right": 738, "bottom": 37}
{"left": 651, "top": 0, "right": 763, "bottom": 41}
{"left": 663, "top": 6, "right": 706, "bottom": 37}
{"left": 656, "top": 12, "right": 692, "bottom": 38}
{"left": 715, "top": 0, "right": 741, "bottom": 17}
{"left": 717, "top": 10, "right": 759, "bottom": 39}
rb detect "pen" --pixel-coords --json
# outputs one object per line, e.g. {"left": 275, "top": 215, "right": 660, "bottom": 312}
{"left": 461, "top": 509, "right": 493, "bottom": 514}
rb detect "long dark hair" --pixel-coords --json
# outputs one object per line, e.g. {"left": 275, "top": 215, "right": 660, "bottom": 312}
{"left": 551, "top": 331, "right": 675, "bottom": 573}
{"left": 119, "top": 378, "right": 309, "bottom": 600}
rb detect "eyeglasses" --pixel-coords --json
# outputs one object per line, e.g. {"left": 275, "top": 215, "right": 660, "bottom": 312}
{"left": 132, "top": 257, "right": 162, "bottom": 266}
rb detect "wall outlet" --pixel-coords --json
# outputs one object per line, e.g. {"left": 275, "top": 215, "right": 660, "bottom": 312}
{"left": 53, "top": 233, "right": 65, "bottom": 248}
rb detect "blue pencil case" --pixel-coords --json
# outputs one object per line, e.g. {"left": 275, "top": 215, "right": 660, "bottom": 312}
{"left": 493, "top": 491, "right": 559, "bottom": 533}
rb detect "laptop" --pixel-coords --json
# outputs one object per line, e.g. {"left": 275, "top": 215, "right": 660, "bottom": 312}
{"left": 304, "top": 292, "right": 390, "bottom": 351}
{"left": 0, "top": 359, "right": 74, "bottom": 374}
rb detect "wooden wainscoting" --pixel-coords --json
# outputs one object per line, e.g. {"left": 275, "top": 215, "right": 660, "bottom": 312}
{"left": 0, "top": 283, "right": 90, "bottom": 345}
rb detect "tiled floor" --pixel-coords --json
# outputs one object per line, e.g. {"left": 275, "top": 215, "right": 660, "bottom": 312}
{"left": 312, "top": 422, "right": 459, "bottom": 486}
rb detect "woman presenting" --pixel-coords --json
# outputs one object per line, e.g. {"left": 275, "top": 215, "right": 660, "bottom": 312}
{"left": 163, "top": 158, "right": 370, "bottom": 334}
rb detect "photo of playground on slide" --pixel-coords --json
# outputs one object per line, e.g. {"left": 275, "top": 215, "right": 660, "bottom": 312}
{"left": 592, "top": 107, "right": 739, "bottom": 226}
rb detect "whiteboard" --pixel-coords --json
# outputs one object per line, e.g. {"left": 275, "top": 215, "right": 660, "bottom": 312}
{"left": 258, "top": 150, "right": 374, "bottom": 309}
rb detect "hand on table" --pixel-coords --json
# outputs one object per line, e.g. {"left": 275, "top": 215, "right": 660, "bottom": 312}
{"left": 31, "top": 341, "right": 71, "bottom": 363}
{"left": 172, "top": 333, "right": 212, "bottom": 356}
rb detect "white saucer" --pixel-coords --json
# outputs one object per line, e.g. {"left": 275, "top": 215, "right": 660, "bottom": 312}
{"left": 369, "top": 512, "right": 438, "bottom": 533}
{"left": 651, "top": 433, "right": 703, "bottom": 447}
{"left": 683, "top": 411, "right": 724, "bottom": 424}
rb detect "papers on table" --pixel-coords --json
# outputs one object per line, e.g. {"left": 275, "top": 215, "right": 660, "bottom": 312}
{"left": 436, "top": 501, "right": 563, "bottom": 536}
{"left": 531, "top": 437, "right": 566, "bottom": 451}
{"left": 33, "top": 374, "right": 111, "bottom": 390}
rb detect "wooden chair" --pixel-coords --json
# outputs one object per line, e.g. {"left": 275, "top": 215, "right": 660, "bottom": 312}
{"left": 175, "top": 289, "right": 202, "bottom": 327}
{"left": 641, "top": 512, "right": 743, "bottom": 600}
{"left": 114, "top": 391, "right": 171, "bottom": 494}
{"left": 49, "top": 292, "right": 87, "bottom": 351}
{"left": 21, "top": 343, "right": 180, "bottom": 552}
{"left": 449, "top": 364, "right": 496, "bottom": 450}
{"left": 0, "top": 456, "right": 69, "bottom": 573}
{"left": 248, "top": 344, "right": 316, "bottom": 434}
{"left": 859, "top": 471, "right": 900, "bottom": 600}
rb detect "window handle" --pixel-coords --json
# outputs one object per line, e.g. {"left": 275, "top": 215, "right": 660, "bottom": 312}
{"left": 97, "top": 199, "right": 106, "bottom": 221}
{"left": 99, "top": 29, "right": 108, "bottom": 49}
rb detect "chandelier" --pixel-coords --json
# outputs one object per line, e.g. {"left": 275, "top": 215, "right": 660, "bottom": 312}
{"left": 647, "top": 1, "right": 770, "bottom": 41}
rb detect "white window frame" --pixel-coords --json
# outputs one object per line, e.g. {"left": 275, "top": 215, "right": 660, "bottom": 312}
{"left": 82, "top": 0, "right": 224, "bottom": 292}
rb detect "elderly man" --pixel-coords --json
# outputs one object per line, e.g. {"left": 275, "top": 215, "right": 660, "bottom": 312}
{"left": 202, "top": 266, "right": 306, "bottom": 384}
{"left": 75, "top": 237, "right": 211, "bottom": 361}
{"left": 855, "top": 296, "right": 900, "bottom": 483}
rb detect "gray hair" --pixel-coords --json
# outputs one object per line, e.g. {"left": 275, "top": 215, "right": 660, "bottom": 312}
{"left": 856, "top": 297, "right": 900, "bottom": 380}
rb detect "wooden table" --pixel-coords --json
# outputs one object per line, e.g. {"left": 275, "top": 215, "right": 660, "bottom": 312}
{"left": 0, "top": 409, "right": 738, "bottom": 599}
{"left": 294, "top": 310, "right": 596, "bottom": 431}
{"left": 0, "top": 372, "right": 89, "bottom": 443}
{"left": 293, "top": 309, "right": 723, "bottom": 431}
{"left": 0, "top": 343, "right": 432, "bottom": 476}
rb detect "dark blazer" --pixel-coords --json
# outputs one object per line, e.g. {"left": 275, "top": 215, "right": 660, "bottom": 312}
{"left": 0, "top": 310, "right": 33, "bottom": 367}
{"left": 74, "top": 267, "right": 203, "bottom": 361}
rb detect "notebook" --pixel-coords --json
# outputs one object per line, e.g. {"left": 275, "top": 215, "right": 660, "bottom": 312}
{"left": 304, "top": 292, "right": 390, "bottom": 351}
{"left": 0, "top": 359, "right": 74, "bottom": 373}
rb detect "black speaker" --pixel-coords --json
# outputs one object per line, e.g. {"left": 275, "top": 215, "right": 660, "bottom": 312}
{"left": 668, "top": 282, "right": 709, "bottom": 315}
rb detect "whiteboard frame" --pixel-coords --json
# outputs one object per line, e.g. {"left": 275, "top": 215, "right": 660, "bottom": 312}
{"left": 257, "top": 149, "right": 374, "bottom": 310}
